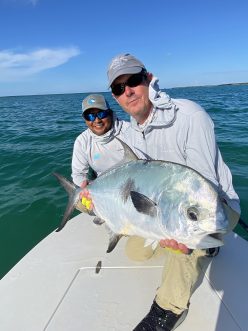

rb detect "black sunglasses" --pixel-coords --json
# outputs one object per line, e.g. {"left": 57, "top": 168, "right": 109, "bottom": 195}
{"left": 83, "top": 109, "right": 111, "bottom": 122}
{"left": 111, "top": 70, "right": 147, "bottom": 96}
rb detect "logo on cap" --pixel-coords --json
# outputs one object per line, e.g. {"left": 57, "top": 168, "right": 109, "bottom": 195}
{"left": 109, "top": 55, "right": 129, "bottom": 70}
{"left": 88, "top": 98, "right": 96, "bottom": 105}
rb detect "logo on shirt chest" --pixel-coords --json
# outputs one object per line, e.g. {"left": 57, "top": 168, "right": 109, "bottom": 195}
{"left": 93, "top": 153, "right": 101, "bottom": 161}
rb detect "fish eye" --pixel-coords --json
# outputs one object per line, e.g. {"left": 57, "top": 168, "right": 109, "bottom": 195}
{"left": 187, "top": 207, "right": 199, "bottom": 221}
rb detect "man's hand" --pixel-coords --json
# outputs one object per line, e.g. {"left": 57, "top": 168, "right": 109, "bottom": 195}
{"left": 159, "top": 239, "right": 190, "bottom": 254}
{"left": 80, "top": 180, "right": 94, "bottom": 211}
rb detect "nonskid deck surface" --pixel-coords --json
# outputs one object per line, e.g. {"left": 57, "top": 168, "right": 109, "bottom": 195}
{"left": 0, "top": 213, "right": 247, "bottom": 331}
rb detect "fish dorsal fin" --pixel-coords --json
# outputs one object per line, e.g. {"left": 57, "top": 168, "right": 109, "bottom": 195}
{"left": 105, "top": 225, "right": 123, "bottom": 253}
{"left": 97, "top": 138, "right": 139, "bottom": 179}
{"left": 130, "top": 191, "right": 157, "bottom": 217}
{"left": 115, "top": 137, "right": 139, "bottom": 163}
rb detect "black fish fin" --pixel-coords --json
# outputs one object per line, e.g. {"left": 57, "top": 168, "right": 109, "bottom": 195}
{"left": 98, "top": 138, "right": 139, "bottom": 178}
{"left": 97, "top": 138, "right": 139, "bottom": 179}
{"left": 53, "top": 172, "right": 77, "bottom": 195}
{"left": 130, "top": 191, "right": 157, "bottom": 217}
{"left": 105, "top": 227, "right": 123, "bottom": 253}
{"left": 93, "top": 216, "right": 105, "bottom": 226}
{"left": 115, "top": 137, "right": 139, "bottom": 162}
{"left": 56, "top": 198, "right": 77, "bottom": 232}
{"left": 53, "top": 172, "right": 79, "bottom": 231}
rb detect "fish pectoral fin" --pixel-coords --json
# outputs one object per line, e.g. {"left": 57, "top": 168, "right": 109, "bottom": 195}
{"left": 93, "top": 217, "right": 105, "bottom": 226}
{"left": 130, "top": 191, "right": 157, "bottom": 217}
{"left": 105, "top": 226, "right": 123, "bottom": 253}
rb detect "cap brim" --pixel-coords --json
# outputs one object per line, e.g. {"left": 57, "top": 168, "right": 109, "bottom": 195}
{"left": 82, "top": 104, "right": 108, "bottom": 113}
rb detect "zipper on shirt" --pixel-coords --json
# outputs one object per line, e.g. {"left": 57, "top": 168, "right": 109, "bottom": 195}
{"left": 141, "top": 131, "right": 147, "bottom": 155}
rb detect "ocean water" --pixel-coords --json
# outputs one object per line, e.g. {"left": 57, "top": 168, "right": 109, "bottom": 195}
{"left": 0, "top": 85, "right": 247, "bottom": 279}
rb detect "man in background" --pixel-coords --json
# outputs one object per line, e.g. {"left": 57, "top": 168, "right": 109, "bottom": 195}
{"left": 72, "top": 93, "right": 129, "bottom": 193}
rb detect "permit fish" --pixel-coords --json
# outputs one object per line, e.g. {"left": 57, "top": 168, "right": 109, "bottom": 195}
{"left": 54, "top": 140, "right": 228, "bottom": 252}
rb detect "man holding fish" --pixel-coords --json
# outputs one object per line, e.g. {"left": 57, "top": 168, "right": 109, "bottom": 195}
{"left": 67, "top": 54, "right": 240, "bottom": 330}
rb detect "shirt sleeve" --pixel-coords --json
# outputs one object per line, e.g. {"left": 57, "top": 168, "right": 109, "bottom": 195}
{"left": 185, "top": 110, "right": 240, "bottom": 214}
{"left": 185, "top": 110, "right": 218, "bottom": 182}
{"left": 71, "top": 135, "right": 89, "bottom": 187}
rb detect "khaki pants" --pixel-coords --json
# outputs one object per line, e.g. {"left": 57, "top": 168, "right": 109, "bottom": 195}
{"left": 125, "top": 204, "right": 240, "bottom": 315}
{"left": 125, "top": 236, "right": 207, "bottom": 314}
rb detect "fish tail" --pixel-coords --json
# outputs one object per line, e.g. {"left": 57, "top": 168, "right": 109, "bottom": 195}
{"left": 53, "top": 172, "right": 78, "bottom": 232}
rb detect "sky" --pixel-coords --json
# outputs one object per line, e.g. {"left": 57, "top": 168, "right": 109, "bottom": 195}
{"left": 0, "top": 0, "right": 247, "bottom": 96}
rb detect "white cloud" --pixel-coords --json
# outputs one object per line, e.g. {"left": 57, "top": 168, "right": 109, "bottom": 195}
{"left": 0, "top": 47, "right": 80, "bottom": 81}
{"left": 1, "top": 0, "right": 39, "bottom": 6}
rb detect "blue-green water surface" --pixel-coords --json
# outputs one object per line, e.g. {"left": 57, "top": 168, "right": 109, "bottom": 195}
{"left": 0, "top": 85, "right": 247, "bottom": 279}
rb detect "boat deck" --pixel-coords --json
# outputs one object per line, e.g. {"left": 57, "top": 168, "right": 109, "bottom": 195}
{"left": 0, "top": 213, "right": 247, "bottom": 330}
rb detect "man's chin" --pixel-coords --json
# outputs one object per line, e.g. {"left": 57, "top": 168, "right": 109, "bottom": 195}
{"left": 93, "top": 129, "right": 107, "bottom": 136}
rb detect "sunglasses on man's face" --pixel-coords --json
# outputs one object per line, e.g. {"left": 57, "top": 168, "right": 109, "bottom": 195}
{"left": 111, "top": 71, "right": 147, "bottom": 96}
{"left": 83, "top": 109, "right": 111, "bottom": 122}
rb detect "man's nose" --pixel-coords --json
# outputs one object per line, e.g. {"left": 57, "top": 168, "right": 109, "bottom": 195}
{"left": 94, "top": 116, "right": 101, "bottom": 122}
{"left": 124, "top": 85, "right": 134, "bottom": 96}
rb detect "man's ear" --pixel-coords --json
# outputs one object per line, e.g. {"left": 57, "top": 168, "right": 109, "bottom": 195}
{"left": 146, "top": 72, "right": 153, "bottom": 83}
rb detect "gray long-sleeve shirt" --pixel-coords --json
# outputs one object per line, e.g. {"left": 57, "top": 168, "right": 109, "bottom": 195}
{"left": 71, "top": 117, "right": 129, "bottom": 186}
{"left": 122, "top": 95, "right": 240, "bottom": 214}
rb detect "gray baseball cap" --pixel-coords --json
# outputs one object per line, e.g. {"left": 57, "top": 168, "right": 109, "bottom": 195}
{"left": 107, "top": 53, "right": 146, "bottom": 87}
{"left": 82, "top": 94, "right": 110, "bottom": 113}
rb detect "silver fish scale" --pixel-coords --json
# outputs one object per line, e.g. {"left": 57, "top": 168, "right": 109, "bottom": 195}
{"left": 88, "top": 160, "right": 227, "bottom": 249}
